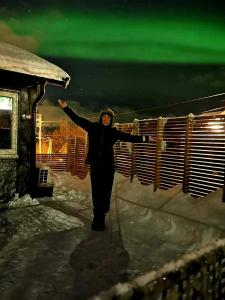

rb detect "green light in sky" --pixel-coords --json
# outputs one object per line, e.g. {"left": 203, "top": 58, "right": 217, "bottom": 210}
{"left": 5, "top": 11, "right": 225, "bottom": 64}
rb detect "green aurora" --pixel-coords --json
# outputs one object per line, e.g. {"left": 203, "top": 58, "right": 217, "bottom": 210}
{"left": 5, "top": 11, "right": 225, "bottom": 64}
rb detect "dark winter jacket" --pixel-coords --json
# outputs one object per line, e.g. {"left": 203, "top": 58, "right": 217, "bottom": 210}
{"left": 63, "top": 106, "right": 144, "bottom": 166}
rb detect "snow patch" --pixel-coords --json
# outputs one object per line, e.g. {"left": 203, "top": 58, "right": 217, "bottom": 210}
{"left": 8, "top": 194, "right": 39, "bottom": 208}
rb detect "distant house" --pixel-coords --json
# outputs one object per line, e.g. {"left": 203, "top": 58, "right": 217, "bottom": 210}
{"left": 0, "top": 42, "right": 70, "bottom": 201}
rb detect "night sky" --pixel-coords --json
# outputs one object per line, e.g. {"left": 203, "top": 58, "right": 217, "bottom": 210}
{"left": 1, "top": 0, "right": 225, "bottom": 121}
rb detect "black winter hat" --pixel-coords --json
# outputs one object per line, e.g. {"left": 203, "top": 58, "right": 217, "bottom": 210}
{"left": 99, "top": 108, "right": 115, "bottom": 126}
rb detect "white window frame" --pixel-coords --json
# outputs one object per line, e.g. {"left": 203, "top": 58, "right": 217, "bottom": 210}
{"left": 0, "top": 90, "right": 18, "bottom": 158}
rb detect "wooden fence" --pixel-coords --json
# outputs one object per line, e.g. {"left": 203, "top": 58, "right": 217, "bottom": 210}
{"left": 114, "top": 113, "right": 225, "bottom": 199}
{"left": 36, "top": 112, "right": 225, "bottom": 199}
{"left": 36, "top": 154, "right": 68, "bottom": 172}
{"left": 67, "top": 137, "right": 89, "bottom": 179}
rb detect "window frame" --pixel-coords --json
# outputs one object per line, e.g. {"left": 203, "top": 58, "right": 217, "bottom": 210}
{"left": 0, "top": 90, "right": 18, "bottom": 158}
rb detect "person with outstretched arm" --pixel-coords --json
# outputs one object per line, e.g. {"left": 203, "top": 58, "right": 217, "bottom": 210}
{"left": 58, "top": 99, "right": 153, "bottom": 231}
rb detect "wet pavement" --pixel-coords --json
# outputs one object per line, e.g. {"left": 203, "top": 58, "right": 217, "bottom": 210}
{"left": 1, "top": 172, "right": 225, "bottom": 299}
{"left": 0, "top": 202, "right": 133, "bottom": 299}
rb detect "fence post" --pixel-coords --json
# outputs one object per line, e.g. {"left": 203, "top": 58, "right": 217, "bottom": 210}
{"left": 222, "top": 116, "right": 225, "bottom": 202}
{"left": 131, "top": 119, "right": 139, "bottom": 183}
{"left": 66, "top": 139, "right": 71, "bottom": 172}
{"left": 154, "top": 117, "right": 164, "bottom": 191}
{"left": 183, "top": 113, "right": 194, "bottom": 193}
{"left": 67, "top": 138, "right": 77, "bottom": 175}
{"left": 84, "top": 133, "right": 89, "bottom": 177}
{"left": 223, "top": 175, "right": 225, "bottom": 202}
{"left": 73, "top": 137, "right": 79, "bottom": 176}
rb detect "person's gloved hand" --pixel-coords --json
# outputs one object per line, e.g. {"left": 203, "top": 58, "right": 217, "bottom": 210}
{"left": 143, "top": 135, "right": 155, "bottom": 142}
{"left": 58, "top": 99, "right": 68, "bottom": 109}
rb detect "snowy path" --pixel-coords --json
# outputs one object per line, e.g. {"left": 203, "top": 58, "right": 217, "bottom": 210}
{"left": 0, "top": 171, "right": 225, "bottom": 299}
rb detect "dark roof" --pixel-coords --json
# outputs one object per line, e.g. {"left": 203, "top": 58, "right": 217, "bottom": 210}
{"left": 0, "top": 42, "right": 70, "bottom": 88}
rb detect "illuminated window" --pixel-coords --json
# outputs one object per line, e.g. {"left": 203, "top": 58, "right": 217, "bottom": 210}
{"left": 0, "top": 91, "right": 18, "bottom": 157}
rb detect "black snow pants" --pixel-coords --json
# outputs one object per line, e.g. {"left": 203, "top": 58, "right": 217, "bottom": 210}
{"left": 90, "top": 162, "right": 115, "bottom": 217}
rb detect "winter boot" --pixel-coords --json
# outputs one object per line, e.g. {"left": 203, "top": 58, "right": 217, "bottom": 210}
{"left": 91, "top": 213, "right": 105, "bottom": 231}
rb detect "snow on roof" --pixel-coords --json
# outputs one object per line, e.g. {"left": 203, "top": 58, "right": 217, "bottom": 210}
{"left": 0, "top": 42, "right": 70, "bottom": 88}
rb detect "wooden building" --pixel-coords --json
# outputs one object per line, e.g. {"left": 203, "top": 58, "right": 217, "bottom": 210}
{"left": 0, "top": 42, "right": 70, "bottom": 201}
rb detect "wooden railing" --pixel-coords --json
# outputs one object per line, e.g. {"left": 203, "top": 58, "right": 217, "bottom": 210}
{"left": 94, "top": 240, "right": 225, "bottom": 300}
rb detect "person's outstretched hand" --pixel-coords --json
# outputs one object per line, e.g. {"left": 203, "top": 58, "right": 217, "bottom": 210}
{"left": 58, "top": 99, "right": 68, "bottom": 109}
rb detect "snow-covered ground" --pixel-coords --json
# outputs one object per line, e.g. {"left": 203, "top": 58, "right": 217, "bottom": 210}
{"left": 1, "top": 171, "right": 225, "bottom": 299}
